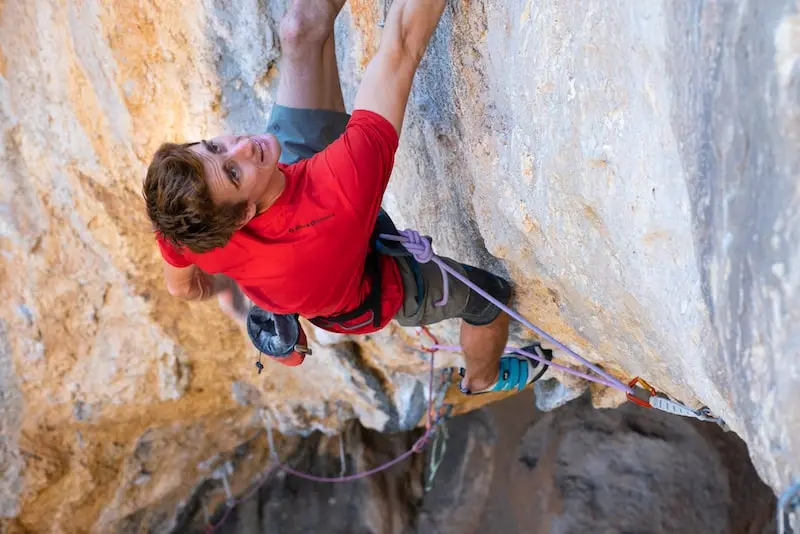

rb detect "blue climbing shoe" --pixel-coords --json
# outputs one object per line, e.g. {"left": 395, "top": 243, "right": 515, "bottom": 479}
{"left": 459, "top": 344, "right": 553, "bottom": 395}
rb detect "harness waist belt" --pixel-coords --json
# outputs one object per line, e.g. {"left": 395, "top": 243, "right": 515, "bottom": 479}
{"left": 310, "top": 209, "right": 408, "bottom": 331}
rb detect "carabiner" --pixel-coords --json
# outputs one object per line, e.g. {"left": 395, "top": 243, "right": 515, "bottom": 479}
{"left": 626, "top": 376, "right": 656, "bottom": 408}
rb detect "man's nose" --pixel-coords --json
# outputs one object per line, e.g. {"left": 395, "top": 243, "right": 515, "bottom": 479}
{"left": 230, "top": 136, "right": 254, "bottom": 158}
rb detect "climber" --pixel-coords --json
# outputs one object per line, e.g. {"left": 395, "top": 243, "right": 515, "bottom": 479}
{"left": 141, "top": 0, "right": 551, "bottom": 395}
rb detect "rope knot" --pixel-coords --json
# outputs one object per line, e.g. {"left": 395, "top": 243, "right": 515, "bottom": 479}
{"left": 398, "top": 229, "right": 434, "bottom": 263}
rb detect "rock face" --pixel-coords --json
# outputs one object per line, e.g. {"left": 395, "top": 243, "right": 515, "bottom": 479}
{"left": 0, "top": 0, "right": 797, "bottom": 531}
{"left": 173, "top": 391, "right": 776, "bottom": 534}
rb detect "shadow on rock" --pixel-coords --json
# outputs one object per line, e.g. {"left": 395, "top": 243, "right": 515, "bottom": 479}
{"left": 172, "top": 391, "right": 775, "bottom": 534}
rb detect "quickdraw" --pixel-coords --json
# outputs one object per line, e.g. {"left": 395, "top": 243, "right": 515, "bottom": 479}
{"left": 626, "top": 376, "right": 728, "bottom": 431}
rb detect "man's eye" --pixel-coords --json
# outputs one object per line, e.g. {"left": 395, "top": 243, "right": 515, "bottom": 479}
{"left": 208, "top": 141, "right": 221, "bottom": 153}
{"left": 227, "top": 166, "right": 240, "bottom": 183}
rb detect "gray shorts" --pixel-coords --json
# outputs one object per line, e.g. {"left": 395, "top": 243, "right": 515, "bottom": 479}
{"left": 267, "top": 104, "right": 512, "bottom": 327}
{"left": 392, "top": 255, "right": 512, "bottom": 327}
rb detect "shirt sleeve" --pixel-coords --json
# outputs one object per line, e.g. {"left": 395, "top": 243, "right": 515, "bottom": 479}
{"left": 156, "top": 234, "right": 192, "bottom": 268}
{"left": 313, "top": 109, "right": 400, "bottom": 220}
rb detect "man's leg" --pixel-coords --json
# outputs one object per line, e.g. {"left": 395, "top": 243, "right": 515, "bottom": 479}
{"left": 394, "top": 256, "right": 549, "bottom": 394}
{"left": 275, "top": 0, "right": 347, "bottom": 111}
{"left": 458, "top": 313, "right": 511, "bottom": 392}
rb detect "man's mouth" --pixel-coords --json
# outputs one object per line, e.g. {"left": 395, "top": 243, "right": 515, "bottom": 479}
{"left": 253, "top": 137, "right": 265, "bottom": 163}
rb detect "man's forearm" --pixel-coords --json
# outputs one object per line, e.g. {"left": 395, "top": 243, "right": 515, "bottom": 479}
{"left": 382, "top": 0, "right": 447, "bottom": 64}
{"left": 353, "top": 0, "right": 447, "bottom": 132}
{"left": 183, "top": 272, "right": 231, "bottom": 301}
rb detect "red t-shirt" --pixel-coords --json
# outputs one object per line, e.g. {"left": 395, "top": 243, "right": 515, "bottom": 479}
{"left": 156, "top": 110, "right": 404, "bottom": 335}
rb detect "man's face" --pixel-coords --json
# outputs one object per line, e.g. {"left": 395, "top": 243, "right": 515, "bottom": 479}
{"left": 188, "top": 133, "right": 282, "bottom": 218}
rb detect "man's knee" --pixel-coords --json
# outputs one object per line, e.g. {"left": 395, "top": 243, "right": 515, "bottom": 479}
{"left": 458, "top": 265, "right": 513, "bottom": 327}
{"left": 279, "top": 2, "right": 336, "bottom": 56}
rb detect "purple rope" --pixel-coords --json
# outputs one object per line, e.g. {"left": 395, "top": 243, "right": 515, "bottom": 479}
{"left": 206, "top": 352, "right": 441, "bottom": 531}
{"left": 279, "top": 343, "right": 441, "bottom": 483}
{"left": 279, "top": 430, "right": 432, "bottom": 483}
{"left": 277, "top": 350, "right": 438, "bottom": 483}
{"left": 380, "top": 230, "right": 634, "bottom": 396}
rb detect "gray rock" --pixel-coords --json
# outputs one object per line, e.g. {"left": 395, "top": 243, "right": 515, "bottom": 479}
{"left": 0, "top": 321, "right": 23, "bottom": 518}
{"left": 413, "top": 408, "right": 498, "bottom": 534}
{"left": 179, "top": 420, "right": 426, "bottom": 534}
{"left": 0, "top": 0, "right": 797, "bottom": 526}
{"left": 338, "top": 0, "right": 800, "bottom": 492}
{"left": 666, "top": 0, "right": 800, "bottom": 492}
{"left": 168, "top": 391, "right": 775, "bottom": 534}
{"left": 534, "top": 377, "right": 587, "bottom": 412}
{"left": 509, "top": 394, "right": 775, "bottom": 534}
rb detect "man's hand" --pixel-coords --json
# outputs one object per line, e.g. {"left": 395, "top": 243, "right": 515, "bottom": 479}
{"left": 353, "top": 0, "right": 447, "bottom": 134}
{"left": 164, "top": 262, "right": 231, "bottom": 301}
{"left": 216, "top": 278, "right": 252, "bottom": 324}
{"left": 164, "top": 263, "right": 251, "bottom": 323}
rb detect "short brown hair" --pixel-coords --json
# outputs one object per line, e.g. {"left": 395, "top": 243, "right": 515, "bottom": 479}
{"left": 143, "top": 143, "right": 247, "bottom": 254}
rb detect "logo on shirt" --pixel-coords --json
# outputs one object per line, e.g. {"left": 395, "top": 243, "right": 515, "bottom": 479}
{"left": 288, "top": 213, "right": 335, "bottom": 233}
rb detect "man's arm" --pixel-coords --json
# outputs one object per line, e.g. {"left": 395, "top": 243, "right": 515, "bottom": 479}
{"left": 163, "top": 262, "right": 231, "bottom": 301}
{"left": 353, "top": 0, "right": 447, "bottom": 134}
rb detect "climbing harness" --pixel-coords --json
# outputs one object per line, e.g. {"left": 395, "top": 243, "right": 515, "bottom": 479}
{"left": 778, "top": 480, "right": 800, "bottom": 534}
{"left": 306, "top": 210, "right": 400, "bottom": 333}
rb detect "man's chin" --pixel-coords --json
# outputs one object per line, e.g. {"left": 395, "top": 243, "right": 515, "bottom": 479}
{"left": 265, "top": 133, "right": 282, "bottom": 163}
{"left": 251, "top": 133, "right": 282, "bottom": 167}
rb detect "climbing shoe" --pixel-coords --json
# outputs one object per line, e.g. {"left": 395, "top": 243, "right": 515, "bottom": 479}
{"left": 458, "top": 344, "right": 552, "bottom": 395}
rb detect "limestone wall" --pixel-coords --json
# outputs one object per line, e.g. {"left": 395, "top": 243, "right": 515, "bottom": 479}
{"left": 0, "top": 0, "right": 797, "bottom": 531}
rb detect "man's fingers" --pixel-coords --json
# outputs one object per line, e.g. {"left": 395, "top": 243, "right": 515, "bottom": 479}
{"left": 217, "top": 284, "right": 251, "bottom": 324}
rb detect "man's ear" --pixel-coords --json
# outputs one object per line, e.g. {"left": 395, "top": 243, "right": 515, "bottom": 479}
{"left": 238, "top": 203, "right": 257, "bottom": 228}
